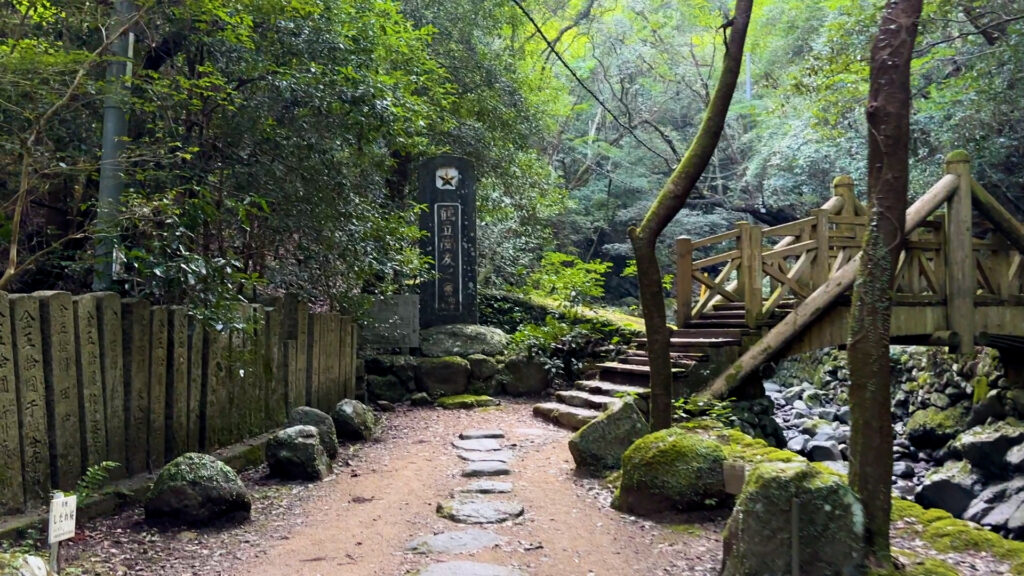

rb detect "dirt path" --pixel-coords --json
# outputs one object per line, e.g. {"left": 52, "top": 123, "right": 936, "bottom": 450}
{"left": 62, "top": 400, "right": 722, "bottom": 576}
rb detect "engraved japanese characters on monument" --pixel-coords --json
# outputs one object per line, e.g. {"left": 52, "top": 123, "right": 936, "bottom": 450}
{"left": 419, "top": 156, "right": 477, "bottom": 327}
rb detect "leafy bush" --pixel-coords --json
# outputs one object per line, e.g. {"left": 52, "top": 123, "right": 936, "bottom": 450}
{"left": 674, "top": 396, "right": 738, "bottom": 428}
{"left": 524, "top": 252, "right": 612, "bottom": 307}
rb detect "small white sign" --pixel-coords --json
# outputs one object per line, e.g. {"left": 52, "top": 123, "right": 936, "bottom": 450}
{"left": 48, "top": 494, "right": 77, "bottom": 544}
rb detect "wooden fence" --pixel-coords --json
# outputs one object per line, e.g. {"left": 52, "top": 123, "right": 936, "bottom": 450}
{"left": 0, "top": 292, "right": 356, "bottom": 515}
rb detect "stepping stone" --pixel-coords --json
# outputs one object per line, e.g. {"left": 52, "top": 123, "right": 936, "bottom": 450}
{"left": 452, "top": 438, "right": 502, "bottom": 451}
{"left": 460, "top": 429, "right": 505, "bottom": 440}
{"left": 405, "top": 529, "right": 503, "bottom": 554}
{"left": 462, "top": 461, "right": 511, "bottom": 477}
{"left": 437, "top": 499, "right": 524, "bottom": 524}
{"left": 417, "top": 561, "right": 525, "bottom": 576}
{"left": 460, "top": 481, "right": 513, "bottom": 494}
{"left": 457, "top": 450, "right": 513, "bottom": 463}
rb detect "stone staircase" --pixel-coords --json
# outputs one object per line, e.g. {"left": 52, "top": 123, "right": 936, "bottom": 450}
{"left": 532, "top": 303, "right": 790, "bottom": 430}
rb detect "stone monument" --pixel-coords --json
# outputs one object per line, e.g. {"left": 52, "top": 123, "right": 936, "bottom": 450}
{"left": 418, "top": 155, "right": 477, "bottom": 327}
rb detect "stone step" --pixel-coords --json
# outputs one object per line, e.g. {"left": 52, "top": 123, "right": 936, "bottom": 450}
{"left": 712, "top": 301, "right": 798, "bottom": 311}
{"left": 596, "top": 361, "right": 691, "bottom": 375}
{"left": 554, "top": 390, "right": 620, "bottom": 411}
{"left": 532, "top": 402, "right": 601, "bottom": 431}
{"left": 596, "top": 361, "right": 689, "bottom": 387}
{"left": 623, "top": 349, "right": 708, "bottom": 362}
{"left": 636, "top": 337, "right": 742, "bottom": 349}
{"left": 671, "top": 328, "right": 749, "bottom": 340}
{"left": 619, "top": 355, "right": 694, "bottom": 368}
{"left": 574, "top": 380, "right": 650, "bottom": 399}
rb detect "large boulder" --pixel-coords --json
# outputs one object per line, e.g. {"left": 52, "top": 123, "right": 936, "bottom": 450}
{"left": 613, "top": 428, "right": 727, "bottom": 515}
{"left": 721, "top": 461, "right": 865, "bottom": 576}
{"left": 366, "top": 374, "right": 408, "bottom": 404}
{"left": 267, "top": 425, "right": 332, "bottom": 481}
{"left": 964, "top": 477, "right": 1024, "bottom": 538}
{"left": 568, "top": 398, "right": 648, "bottom": 474}
{"left": 144, "top": 453, "right": 251, "bottom": 526}
{"left": 332, "top": 399, "right": 379, "bottom": 441}
{"left": 915, "top": 459, "right": 984, "bottom": 518}
{"left": 416, "top": 356, "right": 471, "bottom": 397}
{"left": 499, "top": 355, "right": 549, "bottom": 396}
{"left": 947, "top": 420, "right": 1024, "bottom": 479}
{"left": 287, "top": 406, "right": 338, "bottom": 460}
{"left": 420, "top": 324, "right": 509, "bottom": 357}
{"left": 906, "top": 406, "right": 969, "bottom": 450}
{"left": 364, "top": 354, "right": 417, "bottom": 386}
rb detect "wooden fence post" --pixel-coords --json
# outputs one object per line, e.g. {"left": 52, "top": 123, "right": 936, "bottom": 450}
{"left": 738, "top": 222, "right": 763, "bottom": 328}
{"left": 675, "top": 237, "right": 693, "bottom": 327}
{"left": 812, "top": 208, "right": 830, "bottom": 289}
{"left": 945, "top": 150, "right": 975, "bottom": 353}
{"left": 833, "top": 175, "right": 856, "bottom": 236}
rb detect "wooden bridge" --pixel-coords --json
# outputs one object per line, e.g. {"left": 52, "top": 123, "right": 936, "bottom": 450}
{"left": 535, "top": 152, "right": 1024, "bottom": 429}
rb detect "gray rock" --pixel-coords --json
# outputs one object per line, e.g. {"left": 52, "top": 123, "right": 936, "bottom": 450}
{"left": 460, "top": 429, "right": 505, "bottom": 440}
{"left": 144, "top": 453, "right": 251, "bottom": 526}
{"left": 892, "top": 462, "right": 915, "bottom": 479}
{"left": 928, "top": 392, "right": 952, "bottom": 409}
{"left": 792, "top": 400, "right": 809, "bottom": 412}
{"left": 0, "top": 554, "right": 49, "bottom": 576}
{"left": 460, "top": 481, "right": 513, "bottom": 494}
{"left": 499, "top": 355, "right": 549, "bottom": 396}
{"left": 287, "top": 406, "right": 338, "bottom": 460}
{"left": 964, "top": 478, "right": 1024, "bottom": 526}
{"left": 948, "top": 421, "right": 1024, "bottom": 478}
{"left": 410, "top": 392, "right": 433, "bottom": 406}
{"left": 406, "top": 529, "right": 503, "bottom": 555}
{"left": 365, "top": 374, "right": 407, "bottom": 404}
{"left": 463, "top": 461, "right": 511, "bottom": 477}
{"left": 781, "top": 386, "right": 806, "bottom": 406}
{"left": 893, "top": 481, "right": 917, "bottom": 501}
{"left": 968, "top": 392, "right": 1007, "bottom": 427}
{"left": 786, "top": 435, "right": 809, "bottom": 453}
{"left": 818, "top": 460, "right": 849, "bottom": 476}
{"left": 416, "top": 356, "right": 471, "bottom": 396}
{"left": 453, "top": 438, "right": 503, "bottom": 451}
{"left": 436, "top": 499, "right": 524, "bottom": 524}
{"left": 417, "top": 561, "right": 525, "bottom": 576}
{"left": 420, "top": 325, "right": 509, "bottom": 357}
{"left": 915, "top": 460, "right": 984, "bottom": 518}
{"left": 836, "top": 406, "right": 851, "bottom": 425}
{"left": 331, "top": 399, "right": 378, "bottom": 441}
{"left": 1007, "top": 443, "right": 1024, "bottom": 472}
{"left": 802, "top": 390, "right": 824, "bottom": 409}
{"left": 376, "top": 400, "right": 396, "bottom": 412}
{"left": 721, "top": 462, "right": 864, "bottom": 576}
{"left": 816, "top": 408, "right": 837, "bottom": 422}
{"left": 457, "top": 450, "right": 513, "bottom": 463}
{"left": 364, "top": 354, "right": 417, "bottom": 385}
{"left": 764, "top": 383, "right": 783, "bottom": 394}
{"left": 568, "top": 397, "right": 648, "bottom": 474}
{"left": 806, "top": 441, "right": 842, "bottom": 462}
{"left": 467, "top": 354, "right": 500, "bottom": 380}
{"left": 266, "top": 425, "right": 332, "bottom": 481}
{"left": 906, "top": 406, "right": 969, "bottom": 450}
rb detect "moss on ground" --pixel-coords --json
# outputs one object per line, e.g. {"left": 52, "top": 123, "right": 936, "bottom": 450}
{"left": 435, "top": 394, "right": 499, "bottom": 409}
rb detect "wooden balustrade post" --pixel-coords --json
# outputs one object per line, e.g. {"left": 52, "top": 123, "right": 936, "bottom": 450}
{"left": 675, "top": 236, "right": 693, "bottom": 327}
{"left": 833, "top": 175, "right": 856, "bottom": 235}
{"left": 945, "top": 150, "right": 975, "bottom": 353}
{"left": 738, "top": 222, "right": 763, "bottom": 328}
{"left": 812, "top": 208, "right": 830, "bottom": 289}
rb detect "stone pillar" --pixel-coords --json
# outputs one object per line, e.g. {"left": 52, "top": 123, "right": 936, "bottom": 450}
{"left": 186, "top": 316, "right": 203, "bottom": 451}
{"left": 167, "top": 307, "right": 189, "bottom": 459}
{"left": 10, "top": 294, "right": 51, "bottom": 504}
{"left": 37, "top": 291, "right": 82, "bottom": 491}
{"left": 418, "top": 155, "right": 478, "bottom": 327}
{"left": 0, "top": 292, "right": 25, "bottom": 514}
{"left": 73, "top": 295, "right": 108, "bottom": 471}
{"left": 95, "top": 293, "right": 125, "bottom": 477}
{"left": 121, "top": 299, "right": 150, "bottom": 475}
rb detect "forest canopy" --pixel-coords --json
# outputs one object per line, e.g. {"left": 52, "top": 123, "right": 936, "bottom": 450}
{"left": 1, "top": 0, "right": 1020, "bottom": 313}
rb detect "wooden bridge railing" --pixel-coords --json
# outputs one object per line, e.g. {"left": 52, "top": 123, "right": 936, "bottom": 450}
{"left": 677, "top": 152, "right": 1024, "bottom": 367}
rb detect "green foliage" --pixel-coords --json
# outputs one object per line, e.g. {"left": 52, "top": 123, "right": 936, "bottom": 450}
{"left": 74, "top": 461, "right": 120, "bottom": 499}
{"left": 673, "top": 396, "right": 737, "bottom": 428}
{"left": 524, "top": 252, "right": 612, "bottom": 307}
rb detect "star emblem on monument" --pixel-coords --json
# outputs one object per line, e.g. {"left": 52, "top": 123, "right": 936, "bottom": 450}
{"left": 436, "top": 167, "right": 459, "bottom": 189}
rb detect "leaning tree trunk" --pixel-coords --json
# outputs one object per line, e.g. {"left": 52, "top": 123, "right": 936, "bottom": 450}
{"left": 629, "top": 0, "right": 754, "bottom": 431}
{"left": 847, "top": 0, "right": 922, "bottom": 567}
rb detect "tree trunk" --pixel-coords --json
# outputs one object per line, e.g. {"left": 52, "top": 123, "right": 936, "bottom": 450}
{"left": 847, "top": 0, "right": 922, "bottom": 567}
{"left": 630, "top": 0, "right": 753, "bottom": 431}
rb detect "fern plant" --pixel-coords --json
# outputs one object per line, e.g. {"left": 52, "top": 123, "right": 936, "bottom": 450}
{"left": 74, "top": 461, "right": 120, "bottom": 499}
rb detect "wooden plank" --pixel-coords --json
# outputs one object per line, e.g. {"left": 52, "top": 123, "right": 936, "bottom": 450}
{"left": 739, "top": 223, "right": 763, "bottom": 328}
{"left": 762, "top": 240, "right": 816, "bottom": 261}
{"left": 94, "top": 293, "right": 125, "bottom": 478}
{"left": 37, "top": 291, "right": 82, "bottom": 491}
{"left": 10, "top": 294, "right": 51, "bottom": 505}
{"left": 0, "top": 292, "right": 25, "bottom": 514}
{"left": 763, "top": 217, "right": 816, "bottom": 239}
{"left": 72, "top": 295, "right": 107, "bottom": 472}
{"left": 285, "top": 341, "right": 299, "bottom": 412}
{"left": 675, "top": 237, "right": 693, "bottom": 326}
{"left": 307, "top": 313, "right": 322, "bottom": 411}
{"left": 812, "top": 209, "right": 829, "bottom": 289}
{"left": 186, "top": 317, "right": 203, "bottom": 452}
{"left": 693, "top": 249, "right": 741, "bottom": 270}
{"left": 692, "top": 228, "right": 740, "bottom": 250}
{"left": 945, "top": 152, "right": 975, "bottom": 352}
{"left": 340, "top": 317, "right": 354, "bottom": 399}
{"left": 296, "top": 301, "right": 309, "bottom": 408}
{"left": 167, "top": 307, "right": 189, "bottom": 459}
{"left": 264, "top": 304, "right": 286, "bottom": 427}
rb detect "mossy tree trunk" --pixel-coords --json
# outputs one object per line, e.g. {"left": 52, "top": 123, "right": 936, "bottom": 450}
{"left": 847, "top": 0, "right": 922, "bottom": 567}
{"left": 629, "top": 0, "right": 754, "bottom": 431}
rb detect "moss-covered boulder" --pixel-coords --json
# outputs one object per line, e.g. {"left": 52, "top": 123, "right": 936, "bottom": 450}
{"left": 287, "top": 406, "right": 338, "bottom": 459}
{"left": 416, "top": 356, "right": 471, "bottom": 397}
{"left": 366, "top": 374, "right": 408, "bottom": 404}
{"left": 569, "top": 398, "right": 648, "bottom": 474}
{"left": 467, "top": 354, "right": 499, "bottom": 380}
{"left": 436, "top": 394, "right": 500, "bottom": 409}
{"left": 420, "top": 324, "right": 509, "bottom": 357}
{"left": 144, "top": 453, "right": 251, "bottom": 526}
{"left": 947, "top": 420, "right": 1024, "bottom": 479}
{"left": 364, "top": 354, "right": 417, "bottom": 386}
{"left": 266, "top": 425, "right": 332, "bottom": 481}
{"left": 500, "top": 355, "right": 549, "bottom": 396}
{"left": 915, "top": 460, "right": 984, "bottom": 518}
{"left": 613, "top": 428, "right": 728, "bottom": 515}
{"left": 331, "top": 399, "right": 378, "bottom": 441}
{"left": 721, "top": 461, "right": 865, "bottom": 576}
{"left": 906, "top": 406, "right": 969, "bottom": 450}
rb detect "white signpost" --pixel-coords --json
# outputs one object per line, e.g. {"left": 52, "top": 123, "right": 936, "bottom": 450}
{"left": 48, "top": 492, "right": 77, "bottom": 574}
